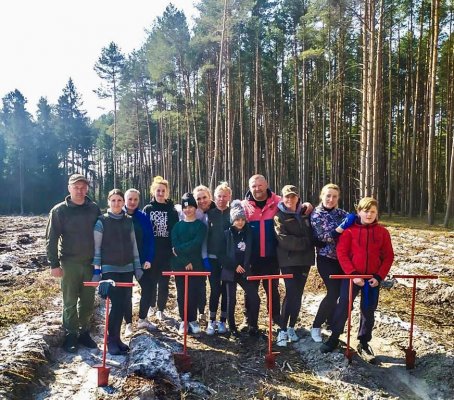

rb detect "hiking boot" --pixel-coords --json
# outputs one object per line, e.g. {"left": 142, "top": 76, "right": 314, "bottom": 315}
{"left": 311, "top": 327, "right": 323, "bottom": 343}
{"left": 206, "top": 321, "right": 216, "bottom": 335}
{"left": 107, "top": 337, "right": 127, "bottom": 356}
{"left": 248, "top": 326, "right": 260, "bottom": 337}
{"left": 287, "top": 327, "right": 299, "bottom": 342}
{"left": 189, "top": 321, "right": 201, "bottom": 334}
{"left": 320, "top": 337, "right": 339, "bottom": 354}
{"left": 276, "top": 330, "right": 288, "bottom": 347}
{"left": 357, "top": 342, "right": 376, "bottom": 363}
{"left": 117, "top": 338, "right": 130, "bottom": 352}
{"left": 124, "top": 323, "right": 133, "bottom": 337}
{"left": 137, "top": 318, "right": 157, "bottom": 331}
{"left": 78, "top": 331, "right": 97, "bottom": 349}
{"left": 63, "top": 333, "right": 78, "bottom": 353}
{"left": 217, "top": 321, "right": 227, "bottom": 334}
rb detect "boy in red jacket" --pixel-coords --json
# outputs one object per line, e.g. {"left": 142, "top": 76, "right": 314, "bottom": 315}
{"left": 320, "top": 197, "right": 394, "bottom": 361}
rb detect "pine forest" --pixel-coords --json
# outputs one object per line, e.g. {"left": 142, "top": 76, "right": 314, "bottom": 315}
{"left": 0, "top": 0, "right": 453, "bottom": 226}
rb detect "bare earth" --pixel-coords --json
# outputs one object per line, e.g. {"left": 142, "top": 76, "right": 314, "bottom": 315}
{"left": 0, "top": 216, "right": 453, "bottom": 399}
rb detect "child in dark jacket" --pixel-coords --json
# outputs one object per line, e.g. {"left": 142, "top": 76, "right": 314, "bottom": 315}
{"left": 220, "top": 200, "right": 260, "bottom": 337}
{"left": 171, "top": 192, "right": 207, "bottom": 334}
{"left": 320, "top": 197, "right": 394, "bottom": 361}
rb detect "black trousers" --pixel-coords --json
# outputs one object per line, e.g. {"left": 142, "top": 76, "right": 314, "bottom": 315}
{"left": 313, "top": 255, "right": 343, "bottom": 329}
{"left": 103, "top": 271, "right": 133, "bottom": 338}
{"left": 330, "top": 280, "right": 380, "bottom": 344}
{"left": 250, "top": 257, "right": 281, "bottom": 326}
{"left": 280, "top": 265, "right": 310, "bottom": 330}
{"left": 224, "top": 273, "right": 260, "bottom": 330}
{"left": 175, "top": 273, "right": 203, "bottom": 322}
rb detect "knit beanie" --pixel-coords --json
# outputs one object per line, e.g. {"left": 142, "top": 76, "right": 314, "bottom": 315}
{"left": 181, "top": 192, "right": 197, "bottom": 209}
{"left": 230, "top": 200, "right": 246, "bottom": 223}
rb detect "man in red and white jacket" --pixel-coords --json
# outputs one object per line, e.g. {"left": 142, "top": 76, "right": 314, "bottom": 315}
{"left": 242, "top": 174, "right": 312, "bottom": 335}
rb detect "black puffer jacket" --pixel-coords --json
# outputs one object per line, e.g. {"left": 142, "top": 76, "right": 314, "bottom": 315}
{"left": 273, "top": 202, "right": 315, "bottom": 268}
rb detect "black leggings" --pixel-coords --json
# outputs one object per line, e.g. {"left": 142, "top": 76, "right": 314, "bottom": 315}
{"left": 138, "top": 262, "right": 171, "bottom": 319}
{"left": 250, "top": 257, "right": 281, "bottom": 325}
{"left": 208, "top": 259, "right": 227, "bottom": 321}
{"left": 312, "top": 255, "right": 343, "bottom": 329}
{"left": 280, "top": 266, "right": 310, "bottom": 330}
{"left": 103, "top": 271, "right": 133, "bottom": 338}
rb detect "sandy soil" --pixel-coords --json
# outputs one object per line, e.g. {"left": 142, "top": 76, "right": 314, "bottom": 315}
{"left": 0, "top": 216, "right": 453, "bottom": 399}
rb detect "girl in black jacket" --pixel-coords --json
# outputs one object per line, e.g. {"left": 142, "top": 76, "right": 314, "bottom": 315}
{"left": 274, "top": 185, "right": 315, "bottom": 347}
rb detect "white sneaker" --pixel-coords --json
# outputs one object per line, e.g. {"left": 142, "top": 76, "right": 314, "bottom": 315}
{"left": 155, "top": 310, "right": 164, "bottom": 321}
{"left": 217, "top": 321, "right": 227, "bottom": 334}
{"left": 287, "top": 327, "right": 299, "bottom": 342}
{"left": 178, "top": 321, "right": 186, "bottom": 334}
{"left": 276, "top": 330, "right": 288, "bottom": 347}
{"left": 137, "top": 318, "right": 157, "bottom": 331}
{"left": 311, "top": 327, "right": 323, "bottom": 343}
{"left": 206, "top": 321, "right": 216, "bottom": 335}
{"left": 189, "top": 321, "right": 201, "bottom": 334}
{"left": 124, "top": 323, "right": 133, "bottom": 337}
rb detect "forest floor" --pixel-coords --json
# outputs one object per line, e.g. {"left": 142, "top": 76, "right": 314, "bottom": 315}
{"left": 0, "top": 215, "right": 453, "bottom": 400}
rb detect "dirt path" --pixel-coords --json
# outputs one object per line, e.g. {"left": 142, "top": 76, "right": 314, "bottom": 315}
{"left": 0, "top": 217, "right": 453, "bottom": 399}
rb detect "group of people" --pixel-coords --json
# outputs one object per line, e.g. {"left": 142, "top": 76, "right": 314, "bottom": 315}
{"left": 46, "top": 173, "right": 394, "bottom": 360}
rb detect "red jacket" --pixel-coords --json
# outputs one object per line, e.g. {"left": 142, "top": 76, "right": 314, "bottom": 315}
{"left": 336, "top": 221, "right": 394, "bottom": 281}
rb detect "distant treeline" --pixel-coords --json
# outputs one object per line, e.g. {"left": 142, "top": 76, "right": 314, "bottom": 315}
{"left": 0, "top": 0, "right": 453, "bottom": 225}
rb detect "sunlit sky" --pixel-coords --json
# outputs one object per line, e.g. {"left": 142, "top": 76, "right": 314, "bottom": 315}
{"left": 0, "top": 0, "right": 198, "bottom": 120}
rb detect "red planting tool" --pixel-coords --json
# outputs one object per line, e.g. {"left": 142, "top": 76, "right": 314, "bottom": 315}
{"left": 330, "top": 274, "right": 373, "bottom": 363}
{"left": 84, "top": 280, "right": 135, "bottom": 387}
{"left": 392, "top": 274, "right": 438, "bottom": 369}
{"left": 162, "top": 271, "right": 211, "bottom": 372}
{"left": 247, "top": 273, "right": 293, "bottom": 369}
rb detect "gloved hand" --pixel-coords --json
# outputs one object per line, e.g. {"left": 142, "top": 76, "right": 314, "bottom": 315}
{"left": 339, "top": 213, "right": 356, "bottom": 230}
{"left": 91, "top": 267, "right": 101, "bottom": 282}
{"left": 98, "top": 281, "right": 112, "bottom": 299}
{"left": 134, "top": 268, "right": 144, "bottom": 282}
{"left": 203, "top": 257, "right": 212, "bottom": 272}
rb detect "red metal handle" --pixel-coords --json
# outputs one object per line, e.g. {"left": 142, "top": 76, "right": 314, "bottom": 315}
{"left": 329, "top": 274, "right": 373, "bottom": 279}
{"left": 247, "top": 274, "right": 293, "bottom": 281}
{"left": 162, "top": 271, "right": 211, "bottom": 277}
{"left": 393, "top": 275, "right": 438, "bottom": 279}
{"left": 83, "top": 281, "right": 135, "bottom": 287}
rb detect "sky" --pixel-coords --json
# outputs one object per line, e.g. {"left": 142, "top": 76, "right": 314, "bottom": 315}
{"left": 0, "top": 0, "right": 198, "bottom": 120}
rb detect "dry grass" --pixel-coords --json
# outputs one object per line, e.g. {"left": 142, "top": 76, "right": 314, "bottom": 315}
{"left": 0, "top": 271, "right": 60, "bottom": 330}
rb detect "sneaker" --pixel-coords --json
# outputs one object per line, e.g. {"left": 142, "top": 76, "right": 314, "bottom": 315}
{"left": 137, "top": 318, "right": 157, "bottom": 331}
{"left": 178, "top": 321, "right": 186, "bottom": 334}
{"left": 217, "top": 321, "right": 227, "bottom": 334}
{"left": 320, "top": 338, "right": 338, "bottom": 353}
{"left": 189, "top": 321, "right": 201, "bottom": 334}
{"left": 206, "top": 321, "right": 216, "bottom": 335}
{"left": 276, "top": 330, "right": 288, "bottom": 347}
{"left": 63, "top": 333, "right": 78, "bottom": 353}
{"left": 311, "top": 327, "right": 323, "bottom": 343}
{"left": 287, "top": 327, "right": 299, "bottom": 342}
{"left": 357, "top": 342, "right": 376, "bottom": 363}
{"left": 155, "top": 310, "right": 165, "bottom": 321}
{"left": 78, "top": 331, "right": 97, "bottom": 349}
{"left": 124, "top": 323, "right": 133, "bottom": 337}
{"left": 230, "top": 328, "right": 241, "bottom": 338}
